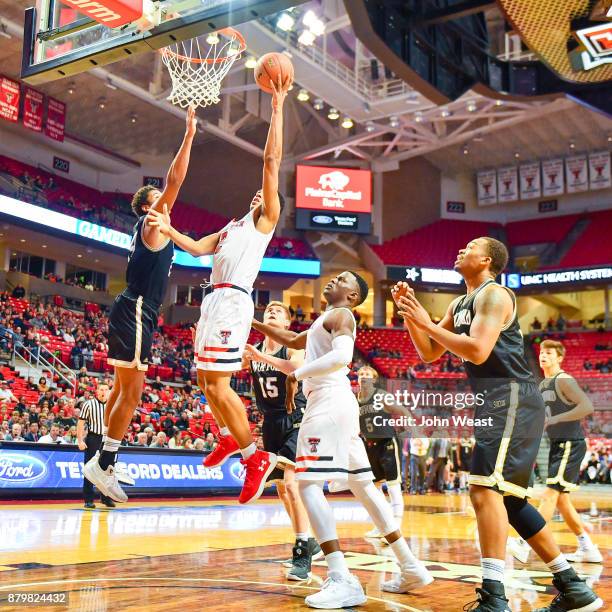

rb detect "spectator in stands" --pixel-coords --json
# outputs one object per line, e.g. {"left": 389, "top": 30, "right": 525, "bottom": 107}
{"left": 194, "top": 438, "right": 205, "bottom": 451}
{"left": 37, "top": 377, "right": 49, "bottom": 393}
{"left": 70, "top": 344, "right": 83, "bottom": 370}
{"left": 531, "top": 317, "right": 542, "bottom": 331}
{"left": 38, "top": 424, "right": 66, "bottom": 444}
{"left": 546, "top": 317, "right": 555, "bottom": 331}
{"left": 203, "top": 433, "right": 217, "bottom": 452}
{"left": 150, "top": 431, "right": 168, "bottom": 448}
{"left": 64, "top": 425, "right": 77, "bottom": 444}
{"left": 133, "top": 432, "right": 148, "bottom": 447}
{"left": 168, "top": 428, "right": 182, "bottom": 449}
{"left": 151, "top": 375, "right": 164, "bottom": 392}
{"left": 24, "top": 422, "right": 40, "bottom": 442}
{"left": 296, "top": 304, "right": 305, "bottom": 322}
{"left": 11, "top": 285, "right": 25, "bottom": 299}
{"left": 4, "top": 423, "right": 24, "bottom": 441}
{"left": 176, "top": 411, "right": 190, "bottom": 430}
{"left": 556, "top": 313, "right": 566, "bottom": 331}
{"left": 584, "top": 358, "right": 593, "bottom": 371}
{"left": 0, "top": 381, "right": 17, "bottom": 402}
{"left": 144, "top": 427, "right": 155, "bottom": 445}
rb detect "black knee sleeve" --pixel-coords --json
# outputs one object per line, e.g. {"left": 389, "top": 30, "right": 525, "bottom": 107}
{"left": 504, "top": 496, "right": 546, "bottom": 540}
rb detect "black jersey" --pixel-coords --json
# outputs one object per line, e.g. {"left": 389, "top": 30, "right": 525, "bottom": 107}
{"left": 540, "top": 372, "right": 584, "bottom": 441}
{"left": 359, "top": 387, "right": 396, "bottom": 439}
{"left": 452, "top": 279, "right": 533, "bottom": 385}
{"left": 250, "top": 343, "right": 306, "bottom": 418}
{"left": 125, "top": 216, "right": 174, "bottom": 308}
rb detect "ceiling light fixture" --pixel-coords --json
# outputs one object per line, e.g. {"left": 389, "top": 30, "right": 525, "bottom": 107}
{"left": 297, "top": 88, "right": 310, "bottom": 102}
{"left": 414, "top": 111, "right": 424, "bottom": 123}
{"left": 365, "top": 121, "right": 376, "bottom": 133}
{"left": 276, "top": 13, "right": 295, "bottom": 32}
{"left": 97, "top": 97, "right": 107, "bottom": 109}
{"left": 440, "top": 108, "right": 451, "bottom": 118}
{"left": 467, "top": 100, "right": 477, "bottom": 112}
{"left": 298, "top": 30, "right": 315, "bottom": 46}
{"left": 341, "top": 117, "right": 354, "bottom": 129}
{"left": 206, "top": 32, "right": 219, "bottom": 45}
{"left": 389, "top": 116, "right": 400, "bottom": 128}
{"left": 313, "top": 98, "right": 324, "bottom": 111}
{"left": 327, "top": 108, "right": 339, "bottom": 120}
{"left": 245, "top": 56, "right": 257, "bottom": 69}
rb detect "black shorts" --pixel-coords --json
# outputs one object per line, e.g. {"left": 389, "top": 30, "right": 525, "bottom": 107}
{"left": 547, "top": 439, "right": 586, "bottom": 493}
{"left": 469, "top": 380, "right": 545, "bottom": 499}
{"left": 364, "top": 437, "right": 401, "bottom": 484}
{"left": 107, "top": 293, "right": 157, "bottom": 372}
{"left": 262, "top": 412, "right": 301, "bottom": 463}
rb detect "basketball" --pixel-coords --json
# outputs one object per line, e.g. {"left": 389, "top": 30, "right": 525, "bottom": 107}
{"left": 254, "top": 52, "right": 294, "bottom": 93}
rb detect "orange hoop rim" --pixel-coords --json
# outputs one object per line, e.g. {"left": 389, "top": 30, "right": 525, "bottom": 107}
{"left": 160, "top": 27, "right": 247, "bottom": 64}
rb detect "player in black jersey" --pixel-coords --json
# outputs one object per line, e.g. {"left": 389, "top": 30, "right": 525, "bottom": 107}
{"left": 84, "top": 107, "right": 197, "bottom": 503}
{"left": 357, "top": 366, "right": 404, "bottom": 537}
{"left": 243, "top": 301, "right": 320, "bottom": 580}
{"left": 392, "top": 237, "right": 602, "bottom": 612}
{"left": 509, "top": 339, "right": 601, "bottom": 565}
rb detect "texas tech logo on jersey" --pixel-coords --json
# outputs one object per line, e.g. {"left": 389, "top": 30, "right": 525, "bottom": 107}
{"left": 308, "top": 438, "right": 321, "bottom": 453}
{"left": 220, "top": 331, "right": 232, "bottom": 345}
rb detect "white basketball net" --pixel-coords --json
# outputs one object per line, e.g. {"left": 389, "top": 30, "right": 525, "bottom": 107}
{"left": 161, "top": 28, "right": 245, "bottom": 108}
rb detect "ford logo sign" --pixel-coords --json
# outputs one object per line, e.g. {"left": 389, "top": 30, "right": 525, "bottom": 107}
{"left": 0, "top": 453, "right": 47, "bottom": 483}
{"left": 229, "top": 459, "right": 246, "bottom": 483}
{"left": 313, "top": 215, "right": 333, "bottom": 224}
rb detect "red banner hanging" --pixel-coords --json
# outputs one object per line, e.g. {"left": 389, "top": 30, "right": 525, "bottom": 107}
{"left": 46, "top": 97, "right": 66, "bottom": 142}
{"left": 23, "top": 87, "right": 44, "bottom": 132}
{"left": 0, "top": 76, "right": 20, "bottom": 123}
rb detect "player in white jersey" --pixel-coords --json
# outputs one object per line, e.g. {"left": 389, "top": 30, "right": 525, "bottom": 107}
{"left": 147, "top": 76, "right": 290, "bottom": 504}
{"left": 253, "top": 271, "right": 433, "bottom": 609}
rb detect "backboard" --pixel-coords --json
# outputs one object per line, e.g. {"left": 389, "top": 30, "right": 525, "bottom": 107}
{"left": 21, "top": 0, "right": 303, "bottom": 84}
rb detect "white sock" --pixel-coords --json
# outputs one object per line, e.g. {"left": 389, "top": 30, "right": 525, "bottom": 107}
{"left": 387, "top": 483, "right": 404, "bottom": 519}
{"left": 296, "top": 533, "right": 308, "bottom": 541}
{"left": 389, "top": 537, "right": 419, "bottom": 568}
{"left": 240, "top": 442, "right": 256, "bottom": 460}
{"left": 220, "top": 427, "right": 230, "bottom": 437}
{"left": 325, "top": 550, "right": 349, "bottom": 579}
{"left": 577, "top": 532, "right": 594, "bottom": 550}
{"left": 547, "top": 554, "right": 570, "bottom": 574}
{"left": 102, "top": 437, "right": 121, "bottom": 453}
{"left": 481, "top": 558, "right": 505, "bottom": 583}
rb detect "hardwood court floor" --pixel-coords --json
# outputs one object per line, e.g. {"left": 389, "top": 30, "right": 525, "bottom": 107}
{"left": 0, "top": 489, "right": 609, "bottom": 611}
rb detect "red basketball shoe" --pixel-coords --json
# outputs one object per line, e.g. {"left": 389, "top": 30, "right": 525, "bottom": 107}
{"left": 238, "top": 450, "right": 277, "bottom": 504}
{"left": 202, "top": 434, "right": 239, "bottom": 468}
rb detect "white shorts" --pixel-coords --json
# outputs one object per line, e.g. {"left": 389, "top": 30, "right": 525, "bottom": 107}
{"left": 295, "top": 385, "right": 373, "bottom": 483}
{"left": 195, "top": 288, "right": 254, "bottom": 372}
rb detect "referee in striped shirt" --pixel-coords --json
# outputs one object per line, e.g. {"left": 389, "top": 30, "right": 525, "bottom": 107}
{"left": 77, "top": 383, "right": 114, "bottom": 509}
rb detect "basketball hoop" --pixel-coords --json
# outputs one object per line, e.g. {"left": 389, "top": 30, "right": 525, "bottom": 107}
{"left": 160, "top": 28, "right": 246, "bottom": 108}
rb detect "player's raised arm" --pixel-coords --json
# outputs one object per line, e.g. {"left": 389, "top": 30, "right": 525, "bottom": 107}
{"left": 291, "top": 309, "right": 354, "bottom": 381}
{"left": 152, "top": 106, "right": 197, "bottom": 216}
{"left": 146, "top": 205, "right": 219, "bottom": 256}
{"left": 256, "top": 76, "right": 290, "bottom": 234}
{"left": 549, "top": 376, "right": 595, "bottom": 425}
{"left": 251, "top": 319, "right": 307, "bottom": 350}
{"left": 399, "top": 284, "right": 511, "bottom": 365}
{"left": 244, "top": 343, "right": 304, "bottom": 375}
{"left": 393, "top": 282, "right": 456, "bottom": 363}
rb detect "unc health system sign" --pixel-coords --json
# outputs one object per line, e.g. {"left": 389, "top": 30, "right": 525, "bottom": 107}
{"left": 0, "top": 444, "right": 244, "bottom": 496}
{"left": 387, "top": 265, "right": 612, "bottom": 290}
{"left": 295, "top": 165, "right": 372, "bottom": 234}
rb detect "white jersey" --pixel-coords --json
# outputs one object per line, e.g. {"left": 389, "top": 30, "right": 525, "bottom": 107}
{"left": 303, "top": 307, "right": 356, "bottom": 396}
{"left": 211, "top": 209, "right": 274, "bottom": 290}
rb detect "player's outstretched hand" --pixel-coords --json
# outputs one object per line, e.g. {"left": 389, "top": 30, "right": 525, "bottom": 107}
{"left": 397, "top": 292, "right": 431, "bottom": 330}
{"left": 285, "top": 372, "right": 298, "bottom": 414}
{"left": 270, "top": 74, "right": 290, "bottom": 112}
{"left": 391, "top": 281, "right": 414, "bottom": 306}
{"left": 146, "top": 204, "right": 172, "bottom": 236}
{"left": 186, "top": 105, "right": 197, "bottom": 137}
{"left": 243, "top": 344, "right": 262, "bottom": 363}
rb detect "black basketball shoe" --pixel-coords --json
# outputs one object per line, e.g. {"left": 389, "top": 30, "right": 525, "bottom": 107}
{"left": 463, "top": 581, "right": 511, "bottom": 611}
{"left": 533, "top": 569, "right": 603, "bottom": 611}
{"left": 287, "top": 538, "right": 312, "bottom": 581}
